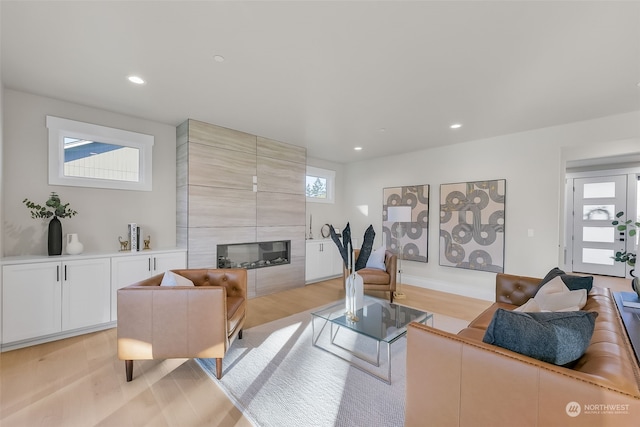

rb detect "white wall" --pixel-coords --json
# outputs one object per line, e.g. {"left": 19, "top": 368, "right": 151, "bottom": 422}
{"left": 2, "top": 89, "right": 178, "bottom": 256}
{"left": 344, "top": 111, "right": 640, "bottom": 300}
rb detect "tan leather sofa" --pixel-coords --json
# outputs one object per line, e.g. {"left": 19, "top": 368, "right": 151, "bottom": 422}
{"left": 117, "top": 268, "right": 247, "bottom": 381}
{"left": 343, "top": 248, "right": 397, "bottom": 302}
{"left": 405, "top": 273, "right": 640, "bottom": 427}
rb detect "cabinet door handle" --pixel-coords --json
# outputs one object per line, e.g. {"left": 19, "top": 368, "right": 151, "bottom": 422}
{"left": 64, "top": 265, "right": 67, "bottom": 281}
{"left": 57, "top": 265, "right": 60, "bottom": 282}
{"left": 148, "top": 258, "right": 151, "bottom": 272}
{"left": 154, "top": 257, "right": 157, "bottom": 271}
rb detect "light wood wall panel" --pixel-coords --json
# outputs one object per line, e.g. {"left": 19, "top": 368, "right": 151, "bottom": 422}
{"left": 176, "top": 143, "right": 188, "bottom": 188}
{"left": 257, "top": 193, "right": 306, "bottom": 227}
{"left": 188, "top": 120, "right": 256, "bottom": 155}
{"left": 188, "top": 186, "right": 256, "bottom": 228}
{"left": 176, "top": 185, "right": 188, "bottom": 228}
{"left": 176, "top": 120, "right": 189, "bottom": 147}
{"left": 178, "top": 119, "right": 306, "bottom": 298}
{"left": 189, "top": 143, "right": 255, "bottom": 190}
{"left": 257, "top": 136, "right": 306, "bottom": 164}
{"left": 255, "top": 257, "right": 305, "bottom": 296}
{"left": 257, "top": 157, "right": 305, "bottom": 194}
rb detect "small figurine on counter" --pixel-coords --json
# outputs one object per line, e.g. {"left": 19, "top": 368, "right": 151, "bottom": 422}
{"left": 143, "top": 235, "right": 151, "bottom": 250}
{"left": 118, "top": 236, "right": 129, "bottom": 251}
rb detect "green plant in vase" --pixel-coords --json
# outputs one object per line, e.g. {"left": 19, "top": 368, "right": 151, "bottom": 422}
{"left": 611, "top": 211, "right": 638, "bottom": 279}
{"left": 23, "top": 192, "right": 77, "bottom": 255}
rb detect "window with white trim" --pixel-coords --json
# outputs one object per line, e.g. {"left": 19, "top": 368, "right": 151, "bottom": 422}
{"left": 47, "top": 116, "right": 154, "bottom": 191}
{"left": 306, "top": 166, "right": 335, "bottom": 204}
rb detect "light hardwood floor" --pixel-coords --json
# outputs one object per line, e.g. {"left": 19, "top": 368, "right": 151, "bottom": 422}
{"left": 9, "top": 273, "right": 618, "bottom": 427}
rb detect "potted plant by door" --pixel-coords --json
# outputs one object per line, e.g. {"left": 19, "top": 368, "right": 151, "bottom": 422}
{"left": 612, "top": 211, "right": 639, "bottom": 297}
{"left": 23, "top": 192, "right": 78, "bottom": 255}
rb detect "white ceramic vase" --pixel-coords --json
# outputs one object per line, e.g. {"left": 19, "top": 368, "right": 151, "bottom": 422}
{"left": 66, "top": 233, "right": 84, "bottom": 255}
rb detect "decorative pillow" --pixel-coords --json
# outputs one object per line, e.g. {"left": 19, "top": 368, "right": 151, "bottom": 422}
{"left": 483, "top": 309, "right": 598, "bottom": 365}
{"left": 355, "top": 225, "right": 376, "bottom": 271}
{"left": 517, "top": 276, "right": 587, "bottom": 312}
{"left": 535, "top": 288, "right": 587, "bottom": 311}
{"left": 160, "top": 271, "right": 195, "bottom": 287}
{"left": 365, "top": 245, "right": 387, "bottom": 270}
{"left": 514, "top": 298, "right": 541, "bottom": 312}
{"left": 533, "top": 267, "right": 565, "bottom": 296}
{"left": 560, "top": 274, "right": 593, "bottom": 293}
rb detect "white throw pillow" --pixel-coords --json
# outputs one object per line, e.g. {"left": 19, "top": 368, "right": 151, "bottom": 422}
{"left": 536, "top": 288, "right": 587, "bottom": 311}
{"left": 160, "top": 271, "right": 195, "bottom": 287}
{"left": 365, "top": 246, "right": 387, "bottom": 270}
{"left": 516, "top": 276, "right": 587, "bottom": 312}
{"left": 514, "top": 298, "right": 541, "bottom": 312}
{"left": 536, "top": 276, "right": 570, "bottom": 296}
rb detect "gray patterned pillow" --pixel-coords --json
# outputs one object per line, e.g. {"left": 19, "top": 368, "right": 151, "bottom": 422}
{"left": 483, "top": 309, "right": 598, "bottom": 365}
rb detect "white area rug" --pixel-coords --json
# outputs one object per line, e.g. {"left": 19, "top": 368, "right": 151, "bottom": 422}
{"left": 197, "top": 304, "right": 467, "bottom": 427}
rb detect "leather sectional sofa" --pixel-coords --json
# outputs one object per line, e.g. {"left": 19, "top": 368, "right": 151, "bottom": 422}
{"left": 405, "top": 272, "right": 640, "bottom": 426}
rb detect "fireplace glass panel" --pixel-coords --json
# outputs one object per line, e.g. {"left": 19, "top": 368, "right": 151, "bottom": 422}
{"left": 217, "top": 240, "right": 290, "bottom": 269}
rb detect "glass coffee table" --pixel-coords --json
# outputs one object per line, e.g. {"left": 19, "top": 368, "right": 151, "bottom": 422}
{"left": 311, "top": 295, "right": 432, "bottom": 384}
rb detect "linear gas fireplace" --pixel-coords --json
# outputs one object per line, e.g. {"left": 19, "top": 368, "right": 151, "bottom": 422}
{"left": 217, "top": 240, "right": 290, "bottom": 270}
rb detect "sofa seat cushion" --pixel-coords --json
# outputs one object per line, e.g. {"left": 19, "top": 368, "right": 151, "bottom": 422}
{"left": 483, "top": 309, "right": 598, "bottom": 365}
{"left": 227, "top": 296, "right": 246, "bottom": 335}
{"left": 357, "top": 268, "right": 390, "bottom": 285}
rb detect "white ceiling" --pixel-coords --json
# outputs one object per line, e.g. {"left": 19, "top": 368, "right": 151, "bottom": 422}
{"left": 2, "top": 1, "right": 639, "bottom": 164}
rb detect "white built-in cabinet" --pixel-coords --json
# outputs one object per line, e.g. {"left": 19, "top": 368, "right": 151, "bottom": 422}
{"left": 305, "top": 239, "right": 344, "bottom": 283}
{"left": 1, "top": 249, "right": 186, "bottom": 351}
{"left": 110, "top": 251, "right": 186, "bottom": 320}
{"left": 2, "top": 257, "right": 110, "bottom": 344}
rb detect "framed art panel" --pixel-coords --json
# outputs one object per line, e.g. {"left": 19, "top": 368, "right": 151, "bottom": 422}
{"left": 382, "top": 185, "right": 429, "bottom": 262}
{"left": 439, "top": 179, "right": 505, "bottom": 272}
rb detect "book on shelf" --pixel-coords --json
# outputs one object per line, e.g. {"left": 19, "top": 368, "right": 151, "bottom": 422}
{"left": 128, "top": 223, "right": 138, "bottom": 252}
{"left": 620, "top": 292, "right": 640, "bottom": 309}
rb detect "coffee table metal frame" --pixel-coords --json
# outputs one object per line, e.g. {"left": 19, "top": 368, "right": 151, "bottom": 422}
{"left": 311, "top": 295, "right": 432, "bottom": 384}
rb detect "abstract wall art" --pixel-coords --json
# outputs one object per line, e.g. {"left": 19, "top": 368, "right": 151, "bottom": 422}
{"left": 382, "top": 185, "right": 429, "bottom": 263}
{"left": 439, "top": 179, "right": 506, "bottom": 272}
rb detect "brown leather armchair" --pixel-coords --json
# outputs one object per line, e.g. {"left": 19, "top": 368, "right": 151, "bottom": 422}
{"left": 117, "top": 268, "right": 247, "bottom": 381}
{"left": 343, "top": 249, "right": 397, "bottom": 303}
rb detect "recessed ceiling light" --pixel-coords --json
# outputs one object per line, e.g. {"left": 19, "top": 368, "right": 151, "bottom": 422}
{"left": 127, "top": 75, "right": 145, "bottom": 85}
{"left": 354, "top": 147, "right": 363, "bottom": 151}
{"left": 379, "top": 128, "right": 386, "bottom": 132}
{"left": 213, "top": 55, "right": 225, "bottom": 63}
{"left": 450, "top": 123, "right": 462, "bottom": 129}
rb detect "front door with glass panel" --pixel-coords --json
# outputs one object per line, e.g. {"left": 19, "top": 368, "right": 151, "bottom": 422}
{"left": 572, "top": 175, "right": 627, "bottom": 277}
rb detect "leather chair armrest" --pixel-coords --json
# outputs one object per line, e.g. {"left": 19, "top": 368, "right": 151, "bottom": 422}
{"left": 385, "top": 251, "right": 397, "bottom": 286}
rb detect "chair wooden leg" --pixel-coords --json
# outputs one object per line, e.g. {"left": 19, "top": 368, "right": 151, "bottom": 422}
{"left": 390, "top": 291, "right": 394, "bottom": 303}
{"left": 239, "top": 329, "right": 243, "bottom": 339}
{"left": 125, "top": 360, "right": 133, "bottom": 382}
{"left": 216, "top": 358, "right": 223, "bottom": 379}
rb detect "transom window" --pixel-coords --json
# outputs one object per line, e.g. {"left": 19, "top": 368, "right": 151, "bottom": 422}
{"left": 47, "top": 116, "right": 154, "bottom": 191}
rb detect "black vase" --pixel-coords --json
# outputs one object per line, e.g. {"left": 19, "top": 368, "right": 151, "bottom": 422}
{"left": 48, "top": 216, "right": 62, "bottom": 256}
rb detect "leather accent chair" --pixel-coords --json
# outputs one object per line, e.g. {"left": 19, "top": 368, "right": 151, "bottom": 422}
{"left": 117, "top": 268, "right": 247, "bottom": 381}
{"left": 343, "top": 249, "right": 397, "bottom": 303}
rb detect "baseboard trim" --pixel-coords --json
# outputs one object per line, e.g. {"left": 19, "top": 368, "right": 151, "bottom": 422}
{"left": 1, "top": 322, "right": 117, "bottom": 352}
